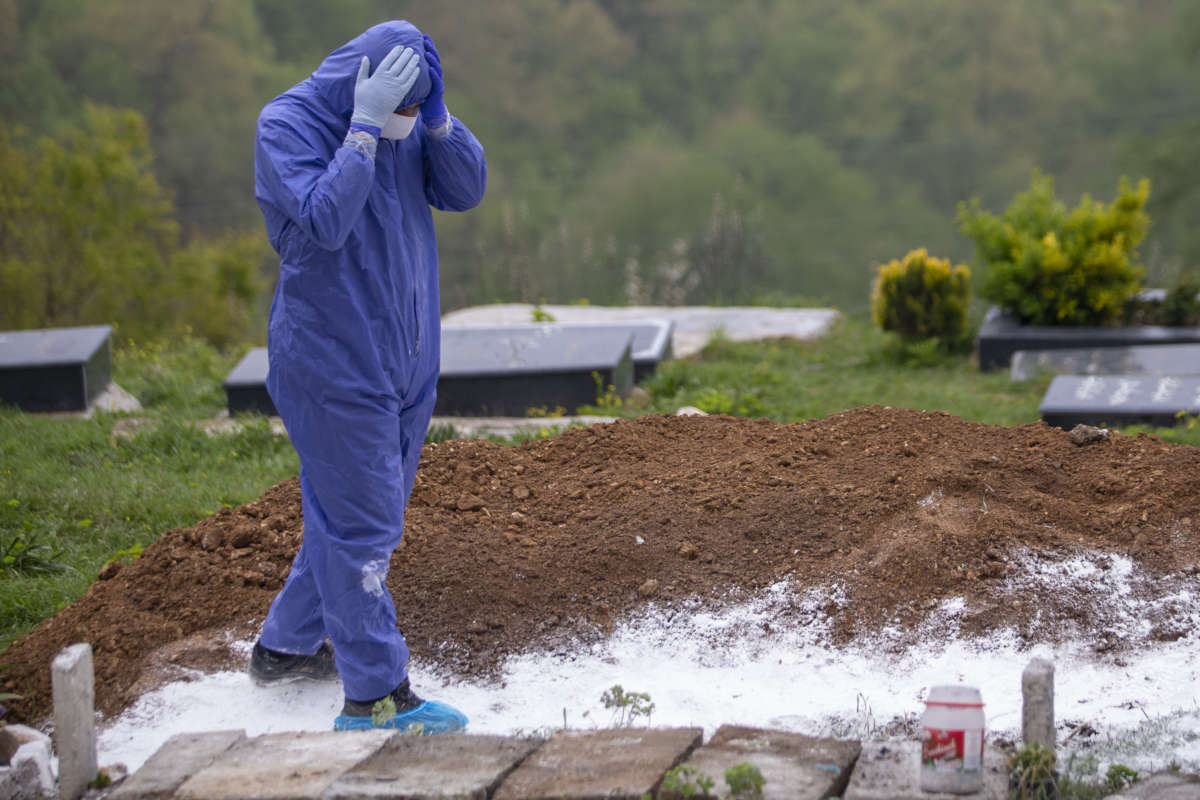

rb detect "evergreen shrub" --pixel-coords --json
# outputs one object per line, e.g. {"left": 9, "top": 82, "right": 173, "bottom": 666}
{"left": 957, "top": 172, "right": 1150, "bottom": 326}
{"left": 870, "top": 248, "right": 971, "bottom": 351}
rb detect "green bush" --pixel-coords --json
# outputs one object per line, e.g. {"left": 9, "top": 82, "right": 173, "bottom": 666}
{"left": 870, "top": 248, "right": 971, "bottom": 350}
{"left": 1161, "top": 270, "right": 1200, "bottom": 326}
{"left": 957, "top": 171, "right": 1149, "bottom": 326}
{"left": 0, "top": 106, "right": 270, "bottom": 347}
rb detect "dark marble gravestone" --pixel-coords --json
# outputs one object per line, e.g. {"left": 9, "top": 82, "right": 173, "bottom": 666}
{"left": 0, "top": 326, "right": 112, "bottom": 412}
{"left": 436, "top": 324, "right": 635, "bottom": 416}
{"left": 978, "top": 306, "right": 1200, "bottom": 371}
{"left": 223, "top": 347, "right": 276, "bottom": 416}
{"left": 224, "top": 323, "right": 641, "bottom": 419}
{"left": 1039, "top": 374, "right": 1200, "bottom": 429}
{"left": 446, "top": 320, "right": 673, "bottom": 383}
{"left": 1010, "top": 343, "right": 1200, "bottom": 381}
{"left": 554, "top": 319, "right": 673, "bottom": 382}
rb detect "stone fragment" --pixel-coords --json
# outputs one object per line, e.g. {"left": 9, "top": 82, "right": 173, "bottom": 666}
{"left": 110, "top": 730, "right": 245, "bottom": 800}
{"left": 230, "top": 528, "right": 257, "bottom": 548}
{"left": 1022, "top": 657, "right": 1055, "bottom": 751}
{"left": 638, "top": 579, "right": 660, "bottom": 597}
{"left": 0, "top": 724, "right": 52, "bottom": 763}
{"left": 677, "top": 542, "right": 700, "bottom": 560}
{"left": 1068, "top": 424, "right": 1109, "bottom": 446}
{"left": 200, "top": 528, "right": 224, "bottom": 551}
{"left": 494, "top": 727, "right": 702, "bottom": 800}
{"left": 457, "top": 494, "right": 485, "bottom": 511}
{"left": 176, "top": 730, "right": 392, "bottom": 799}
{"left": 0, "top": 732, "right": 56, "bottom": 799}
{"left": 325, "top": 733, "right": 543, "bottom": 799}
{"left": 52, "top": 642, "right": 97, "bottom": 800}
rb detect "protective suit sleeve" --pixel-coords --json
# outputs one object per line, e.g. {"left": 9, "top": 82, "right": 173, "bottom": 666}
{"left": 256, "top": 114, "right": 378, "bottom": 251}
{"left": 423, "top": 115, "right": 487, "bottom": 213}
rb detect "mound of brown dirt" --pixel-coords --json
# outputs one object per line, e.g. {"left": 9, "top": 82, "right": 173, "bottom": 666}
{"left": 4, "top": 406, "right": 1200, "bottom": 724}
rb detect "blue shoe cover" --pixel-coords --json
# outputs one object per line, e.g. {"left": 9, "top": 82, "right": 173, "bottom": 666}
{"left": 333, "top": 699, "right": 468, "bottom": 734}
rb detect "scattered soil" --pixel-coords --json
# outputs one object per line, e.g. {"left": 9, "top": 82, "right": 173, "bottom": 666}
{"left": 4, "top": 406, "right": 1200, "bottom": 725}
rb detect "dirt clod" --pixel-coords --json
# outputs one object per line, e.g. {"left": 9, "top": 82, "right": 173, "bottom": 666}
{"left": 638, "top": 579, "right": 661, "bottom": 597}
{"left": 3, "top": 407, "right": 1199, "bottom": 726}
{"left": 1069, "top": 424, "right": 1110, "bottom": 446}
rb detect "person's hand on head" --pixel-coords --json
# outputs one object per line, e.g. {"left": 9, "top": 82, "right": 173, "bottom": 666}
{"left": 421, "top": 33, "right": 448, "bottom": 128}
{"left": 351, "top": 45, "right": 421, "bottom": 132}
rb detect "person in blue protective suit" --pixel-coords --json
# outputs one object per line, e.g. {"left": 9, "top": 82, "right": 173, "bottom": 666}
{"left": 247, "top": 20, "right": 486, "bottom": 734}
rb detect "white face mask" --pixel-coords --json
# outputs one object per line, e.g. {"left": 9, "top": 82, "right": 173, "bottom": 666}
{"left": 380, "top": 113, "right": 417, "bottom": 140}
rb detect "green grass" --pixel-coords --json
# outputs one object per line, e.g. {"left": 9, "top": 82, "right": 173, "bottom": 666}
{"left": 589, "top": 313, "right": 1200, "bottom": 447}
{"left": 3, "top": 316, "right": 1199, "bottom": 652}
{"left": 0, "top": 336, "right": 300, "bottom": 649}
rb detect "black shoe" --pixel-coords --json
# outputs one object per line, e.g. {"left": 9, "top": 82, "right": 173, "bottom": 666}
{"left": 339, "top": 677, "right": 424, "bottom": 718}
{"left": 249, "top": 640, "right": 339, "bottom": 685}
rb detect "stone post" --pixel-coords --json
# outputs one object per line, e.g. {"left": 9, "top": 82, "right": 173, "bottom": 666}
{"left": 52, "top": 643, "right": 97, "bottom": 800}
{"left": 1021, "top": 657, "right": 1055, "bottom": 751}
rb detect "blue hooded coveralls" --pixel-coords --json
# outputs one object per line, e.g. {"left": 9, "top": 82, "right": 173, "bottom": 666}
{"left": 253, "top": 21, "right": 487, "bottom": 703}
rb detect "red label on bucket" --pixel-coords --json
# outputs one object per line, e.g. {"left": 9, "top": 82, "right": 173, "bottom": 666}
{"left": 921, "top": 727, "right": 983, "bottom": 771}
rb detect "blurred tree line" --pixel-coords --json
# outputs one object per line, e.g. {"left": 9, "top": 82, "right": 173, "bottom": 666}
{"left": 1, "top": 0, "right": 1198, "bottom": 344}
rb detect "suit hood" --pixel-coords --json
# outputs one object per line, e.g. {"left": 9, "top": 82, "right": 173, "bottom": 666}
{"left": 307, "top": 20, "right": 432, "bottom": 120}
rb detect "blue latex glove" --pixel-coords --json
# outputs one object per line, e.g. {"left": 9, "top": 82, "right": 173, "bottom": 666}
{"left": 421, "top": 34, "right": 448, "bottom": 128}
{"left": 351, "top": 45, "right": 421, "bottom": 132}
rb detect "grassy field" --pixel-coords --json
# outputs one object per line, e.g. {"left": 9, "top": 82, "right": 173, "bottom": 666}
{"left": 2, "top": 313, "right": 1198, "bottom": 652}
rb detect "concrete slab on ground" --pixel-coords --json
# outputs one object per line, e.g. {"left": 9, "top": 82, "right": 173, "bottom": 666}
{"left": 843, "top": 741, "right": 1009, "bottom": 800}
{"left": 1107, "top": 770, "right": 1200, "bottom": 799}
{"left": 429, "top": 414, "right": 616, "bottom": 439}
{"left": 111, "top": 730, "right": 246, "bottom": 800}
{"left": 441, "top": 304, "right": 840, "bottom": 358}
{"left": 492, "top": 727, "right": 703, "bottom": 800}
{"left": 176, "top": 730, "right": 393, "bottom": 800}
{"left": 323, "top": 733, "right": 543, "bottom": 800}
{"left": 661, "top": 725, "right": 860, "bottom": 800}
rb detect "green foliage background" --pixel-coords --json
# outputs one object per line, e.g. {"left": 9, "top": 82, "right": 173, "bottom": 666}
{"left": 2, "top": 0, "right": 1200, "bottom": 341}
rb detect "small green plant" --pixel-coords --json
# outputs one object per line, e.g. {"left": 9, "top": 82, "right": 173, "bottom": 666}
{"left": 526, "top": 404, "right": 568, "bottom": 418}
{"left": 958, "top": 171, "right": 1150, "bottom": 326}
{"left": 658, "top": 762, "right": 765, "bottom": 800}
{"left": 1105, "top": 763, "right": 1138, "bottom": 791}
{"left": 723, "top": 763, "right": 766, "bottom": 799}
{"left": 424, "top": 422, "right": 460, "bottom": 444}
{"left": 600, "top": 684, "right": 655, "bottom": 727}
{"left": 1161, "top": 271, "right": 1200, "bottom": 326}
{"left": 692, "top": 387, "right": 769, "bottom": 418}
{"left": 371, "top": 695, "right": 396, "bottom": 727}
{"left": 531, "top": 304, "right": 557, "bottom": 323}
{"left": 0, "top": 528, "right": 66, "bottom": 577}
{"left": 870, "top": 248, "right": 972, "bottom": 353}
{"left": 592, "top": 371, "right": 624, "bottom": 410}
{"left": 89, "top": 768, "right": 113, "bottom": 790}
{"left": 662, "top": 765, "right": 717, "bottom": 798}
{"left": 113, "top": 543, "right": 144, "bottom": 564}
{"left": 1008, "top": 742, "right": 1058, "bottom": 800}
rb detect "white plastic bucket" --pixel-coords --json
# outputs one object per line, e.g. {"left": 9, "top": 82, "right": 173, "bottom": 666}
{"left": 919, "top": 684, "right": 986, "bottom": 794}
